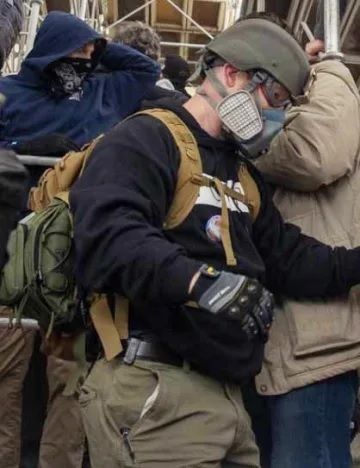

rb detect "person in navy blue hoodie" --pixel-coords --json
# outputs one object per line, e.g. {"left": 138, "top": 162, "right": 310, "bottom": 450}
{"left": 0, "top": 11, "right": 160, "bottom": 153}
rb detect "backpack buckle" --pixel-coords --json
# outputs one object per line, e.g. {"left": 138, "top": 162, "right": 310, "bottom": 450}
{"left": 123, "top": 338, "right": 141, "bottom": 365}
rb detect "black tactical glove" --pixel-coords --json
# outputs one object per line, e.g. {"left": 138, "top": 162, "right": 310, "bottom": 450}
{"left": 190, "top": 265, "right": 275, "bottom": 342}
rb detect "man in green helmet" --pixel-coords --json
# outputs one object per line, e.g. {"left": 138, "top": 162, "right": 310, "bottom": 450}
{"left": 70, "top": 18, "right": 360, "bottom": 467}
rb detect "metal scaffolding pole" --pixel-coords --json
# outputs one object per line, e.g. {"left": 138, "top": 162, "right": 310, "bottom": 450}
{"left": 108, "top": 0, "right": 157, "bottom": 29}
{"left": 108, "top": 0, "right": 214, "bottom": 39}
{"left": 161, "top": 41, "right": 206, "bottom": 49}
{"left": 257, "top": 0, "right": 266, "bottom": 12}
{"left": 17, "top": 155, "right": 60, "bottom": 167}
{"left": 79, "top": 0, "right": 88, "bottom": 19}
{"left": 324, "top": 0, "right": 344, "bottom": 59}
{"left": 340, "top": 0, "right": 360, "bottom": 45}
{"left": 26, "top": 0, "right": 43, "bottom": 54}
{"left": 164, "top": 0, "right": 214, "bottom": 39}
{"left": 293, "top": 0, "right": 315, "bottom": 38}
{"left": 235, "top": 0, "right": 244, "bottom": 19}
{"left": 287, "top": 0, "right": 301, "bottom": 30}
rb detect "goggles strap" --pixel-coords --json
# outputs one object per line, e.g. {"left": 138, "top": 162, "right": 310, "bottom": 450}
{"left": 198, "top": 68, "right": 283, "bottom": 114}
{"left": 196, "top": 86, "right": 218, "bottom": 110}
{"left": 196, "top": 67, "right": 229, "bottom": 110}
{"left": 204, "top": 67, "right": 230, "bottom": 98}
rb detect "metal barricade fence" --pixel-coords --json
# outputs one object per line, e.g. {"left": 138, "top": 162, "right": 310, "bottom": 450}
{"left": 0, "top": 317, "right": 40, "bottom": 330}
{"left": 17, "top": 154, "right": 60, "bottom": 167}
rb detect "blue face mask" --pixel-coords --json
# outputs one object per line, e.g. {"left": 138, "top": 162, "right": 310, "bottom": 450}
{"left": 238, "top": 108, "right": 286, "bottom": 159}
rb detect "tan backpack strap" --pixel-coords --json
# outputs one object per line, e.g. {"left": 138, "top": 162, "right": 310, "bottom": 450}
{"left": 90, "top": 295, "right": 123, "bottom": 361}
{"left": 191, "top": 173, "right": 249, "bottom": 205}
{"left": 79, "top": 136, "right": 102, "bottom": 177}
{"left": 134, "top": 109, "right": 238, "bottom": 265}
{"left": 55, "top": 191, "right": 70, "bottom": 205}
{"left": 28, "top": 168, "right": 53, "bottom": 212}
{"left": 114, "top": 296, "right": 129, "bottom": 340}
{"left": 28, "top": 135, "right": 103, "bottom": 213}
{"left": 52, "top": 138, "right": 102, "bottom": 209}
{"left": 213, "top": 177, "right": 237, "bottom": 266}
{"left": 29, "top": 152, "right": 84, "bottom": 212}
{"left": 136, "top": 109, "right": 203, "bottom": 229}
{"left": 238, "top": 164, "right": 261, "bottom": 220}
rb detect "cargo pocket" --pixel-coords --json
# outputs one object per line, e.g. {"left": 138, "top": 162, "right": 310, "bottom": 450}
{"left": 78, "top": 360, "right": 137, "bottom": 467}
{"left": 284, "top": 290, "right": 360, "bottom": 362}
{"left": 106, "top": 361, "right": 168, "bottom": 466}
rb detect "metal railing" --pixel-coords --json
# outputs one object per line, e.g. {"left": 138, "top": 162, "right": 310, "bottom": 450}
{"left": 0, "top": 317, "right": 39, "bottom": 330}
{"left": 17, "top": 155, "right": 60, "bottom": 167}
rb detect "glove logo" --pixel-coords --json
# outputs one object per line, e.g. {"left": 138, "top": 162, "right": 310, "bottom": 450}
{"left": 205, "top": 215, "right": 221, "bottom": 243}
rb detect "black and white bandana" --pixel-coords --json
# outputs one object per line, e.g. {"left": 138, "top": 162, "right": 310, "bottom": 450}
{"left": 48, "top": 57, "right": 93, "bottom": 97}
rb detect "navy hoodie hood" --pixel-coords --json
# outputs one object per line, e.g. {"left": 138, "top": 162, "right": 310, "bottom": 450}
{"left": 0, "top": 11, "right": 159, "bottom": 149}
{"left": 22, "top": 11, "right": 101, "bottom": 77}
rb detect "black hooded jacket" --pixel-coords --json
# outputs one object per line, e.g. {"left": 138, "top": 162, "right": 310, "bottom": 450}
{"left": 70, "top": 99, "right": 360, "bottom": 381}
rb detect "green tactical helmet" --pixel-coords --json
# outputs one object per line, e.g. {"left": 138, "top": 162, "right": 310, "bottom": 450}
{"left": 206, "top": 18, "right": 310, "bottom": 98}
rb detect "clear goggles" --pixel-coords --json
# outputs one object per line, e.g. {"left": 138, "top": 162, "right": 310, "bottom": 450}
{"left": 247, "top": 71, "right": 292, "bottom": 109}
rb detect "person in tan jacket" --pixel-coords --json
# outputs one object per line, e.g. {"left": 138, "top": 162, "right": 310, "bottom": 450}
{"left": 255, "top": 40, "right": 360, "bottom": 468}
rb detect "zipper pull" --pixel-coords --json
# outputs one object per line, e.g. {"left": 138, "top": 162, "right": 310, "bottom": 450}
{"left": 120, "top": 427, "right": 135, "bottom": 461}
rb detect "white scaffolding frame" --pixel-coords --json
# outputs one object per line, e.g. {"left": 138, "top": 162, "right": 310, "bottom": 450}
{"left": 2, "top": 0, "right": 243, "bottom": 73}
{"left": 340, "top": 0, "right": 360, "bottom": 46}
{"left": 106, "top": 0, "right": 243, "bottom": 61}
{"left": 4, "top": 0, "right": 106, "bottom": 74}
{"left": 4, "top": 0, "right": 45, "bottom": 74}
{"left": 3, "top": 0, "right": 360, "bottom": 77}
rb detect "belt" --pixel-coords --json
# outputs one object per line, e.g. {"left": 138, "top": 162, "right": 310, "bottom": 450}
{"left": 122, "top": 337, "right": 184, "bottom": 367}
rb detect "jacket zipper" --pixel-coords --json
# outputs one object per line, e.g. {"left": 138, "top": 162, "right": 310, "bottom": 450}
{"left": 120, "top": 427, "right": 135, "bottom": 462}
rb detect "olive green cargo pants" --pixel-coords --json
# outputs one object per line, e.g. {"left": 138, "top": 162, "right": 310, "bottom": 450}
{"left": 79, "top": 358, "right": 260, "bottom": 468}
{"left": 39, "top": 355, "right": 86, "bottom": 468}
{"left": 0, "top": 307, "right": 85, "bottom": 468}
{"left": 0, "top": 309, "right": 34, "bottom": 468}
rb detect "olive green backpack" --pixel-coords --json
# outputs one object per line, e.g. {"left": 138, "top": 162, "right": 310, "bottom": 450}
{"left": 0, "top": 108, "right": 260, "bottom": 361}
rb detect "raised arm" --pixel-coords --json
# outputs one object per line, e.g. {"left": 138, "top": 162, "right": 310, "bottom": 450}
{"left": 256, "top": 61, "right": 360, "bottom": 191}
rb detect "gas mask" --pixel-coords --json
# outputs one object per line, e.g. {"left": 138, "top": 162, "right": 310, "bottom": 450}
{"left": 199, "top": 68, "right": 290, "bottom": 159}
{"left": 217, "top": 90, "right": 286, "bottom": 158}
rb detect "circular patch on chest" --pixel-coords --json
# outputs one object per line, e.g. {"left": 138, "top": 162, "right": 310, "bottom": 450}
{"left": 205, "top": 215, "right": 222, "bottom": 243}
